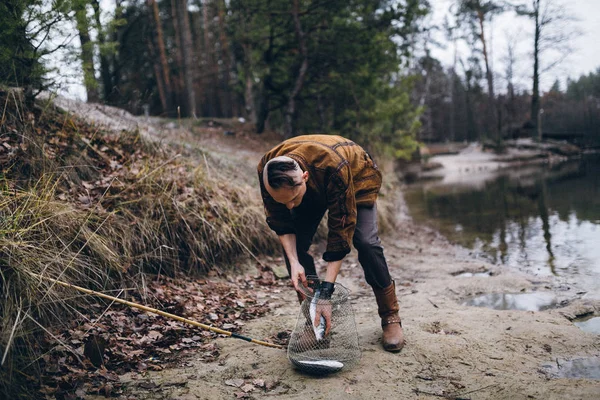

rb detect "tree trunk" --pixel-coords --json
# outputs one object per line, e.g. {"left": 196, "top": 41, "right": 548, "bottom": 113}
{"left": 284, "top": 0, "right": 309, "bottom": 138}
{"left": 256, "top": 24, "right": 275, "bottom": 134}
{"left": 242, "top": 43, "right": 257, "bottom": 124}
{"left": 317, "top": 92, "right": 327, "bottom": 131}
{"left": 74, "top": 1, "right": 99, "bottom": 103}
{"left": 531, "top": 0, "right": 541, "bottom": 135}
{"left": 449, "top": 37, "right": 457, "bottom": 142}
{"left": 91, "top": 0, "right": 112, "bottom": 101}
{"left": 217, "top": 0, "right": 232, "bottom": 117}
{"left": 477, "top": 10, "right": 498, "bottom": 141}
{"left": 202, "top": 0, "right": 215, "bottom": 116}
{"left": 424, "top": 71, "right": 433, "bottom": 141}
{"left": 106, "top": 0, "right": 124, "bottom": 104}
{"left": 148, "top": 39, "right": 168, "bottom": 113}
{"left": 171, "top": 0, "right": 184, "bottom": 110}
{"left": 191, "top": 11, "right": 206, "bottom": 115}
{"left": 176, "top": 0, "right": 197, "bottom": 118}
{"left": 465, "top": 84, "right": 477, "bottom": 142}
{"left": 148, "top": 0, "right": 172, "bottom": 113}
{"left": 256, "top": 88, "right": 270, "bottom": 134}
{"left": 461, "top": 60, "right": 478, "bottom": 142}
{"left": 505, "top": 35, "right": 517, "bottom": 127}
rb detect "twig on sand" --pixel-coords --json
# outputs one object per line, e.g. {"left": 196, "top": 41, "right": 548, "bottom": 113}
{"left": 455, "top": 383, "right": 498, "bottom": 397}
{"left": 428, "top": 298, "right": 439, "bottom": 308}
{"left": 412, "top": 388, "right": 457, "bottom": 399}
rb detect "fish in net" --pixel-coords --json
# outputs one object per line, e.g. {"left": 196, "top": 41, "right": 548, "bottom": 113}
{"left": 287, "top": 277, "right": 361, "bottom": 375}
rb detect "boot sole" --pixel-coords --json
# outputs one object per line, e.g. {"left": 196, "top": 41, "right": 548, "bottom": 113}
{"left": 383, "top": 344, "right": 404, "bottom": 353}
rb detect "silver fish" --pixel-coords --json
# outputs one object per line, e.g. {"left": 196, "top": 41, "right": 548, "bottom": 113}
{"left": 295, "top": 359, "right": 344, "bottom": 373}
{"left": 309, "top": 289, "right": 327, "bottom": 341}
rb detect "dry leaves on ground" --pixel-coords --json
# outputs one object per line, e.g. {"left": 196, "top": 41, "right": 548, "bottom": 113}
{"left": 37, "top": 269, "right": 287, "bottom": 399}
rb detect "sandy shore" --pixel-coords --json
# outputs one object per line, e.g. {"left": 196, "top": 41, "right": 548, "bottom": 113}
{"left": 107, "top": 213, "right": 599, "bottom": 399}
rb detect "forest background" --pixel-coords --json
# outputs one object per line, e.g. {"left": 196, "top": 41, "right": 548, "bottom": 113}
{"left": 3, "top": 0, "right": 600, "bottom": 154}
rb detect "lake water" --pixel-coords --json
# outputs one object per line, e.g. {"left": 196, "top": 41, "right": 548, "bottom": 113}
{"left": 404, "top": 155, "right": 600, "bottom": 299}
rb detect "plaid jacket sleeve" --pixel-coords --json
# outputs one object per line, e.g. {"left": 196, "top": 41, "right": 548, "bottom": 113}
{"left": 323, "top": 167, "right": 356, "bottom": 261}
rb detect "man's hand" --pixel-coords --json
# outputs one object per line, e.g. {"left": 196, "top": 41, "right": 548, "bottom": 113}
{"left": 290, "top": 261, "right": 308, "bottom": 295}
{"left": 314, "top": 300, "right": 332, "bottom": 336}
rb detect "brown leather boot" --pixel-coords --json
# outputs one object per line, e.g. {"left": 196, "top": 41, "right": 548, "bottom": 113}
{"left": 373, "top": 281, "right": 405, "bottom": 352}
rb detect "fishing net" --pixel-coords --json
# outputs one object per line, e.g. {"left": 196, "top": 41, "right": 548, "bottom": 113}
{"left": 287, "top": 277, "right": 361, "bottom": 375}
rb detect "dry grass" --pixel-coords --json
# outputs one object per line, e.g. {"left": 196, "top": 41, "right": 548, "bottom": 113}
{"left": 0, "top": 89, "right": 279, "bottom": 398}
{"left": 0, "top": 183, "right": 121, "bottom": 397}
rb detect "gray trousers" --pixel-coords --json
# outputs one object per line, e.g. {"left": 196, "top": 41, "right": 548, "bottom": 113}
{"left": 282, "top": 204, "right": 392, "bottom": 290}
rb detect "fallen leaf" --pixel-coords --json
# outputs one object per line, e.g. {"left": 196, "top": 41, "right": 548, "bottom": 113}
{"left": 241, "top": 384, "right": 255, "bottom": 393}
{"left": 138, "top": 381, "right": 158, "bottom": 389}
{"left": 224, "top": 379, "right": 244, "bottom": 388}
{"left": 252, "top": 379, "right": 265, "bottom": 388}
{"left": 265, "top": 380, "right": 279, "bottom": 390}
{"left": 78, "top": 195, "right": 92, "bottom": 204}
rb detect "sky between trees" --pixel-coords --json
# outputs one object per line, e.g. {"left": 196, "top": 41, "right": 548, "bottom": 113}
{"left": 428, "top": 0, "right": 599, "bottom": 93}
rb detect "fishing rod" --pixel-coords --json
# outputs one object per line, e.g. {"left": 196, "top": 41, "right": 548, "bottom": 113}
{"left": 31, "top": 273, "right": 283, "bottom": 350}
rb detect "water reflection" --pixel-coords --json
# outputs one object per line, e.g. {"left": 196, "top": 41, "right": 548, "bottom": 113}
{"left": 574, "top": 317, "right": 600, "bottom": 335}
{"left": 455, "top": 272, "right": 491, "bottom": 278}
{"left": 463, "top": 292, "right": 558, "bottom": 311}
{"left": 405, "top": 156, "right": 600, "bottom": 297}
{"left": 549, "top": 358, "right": 600, "bottom": 380}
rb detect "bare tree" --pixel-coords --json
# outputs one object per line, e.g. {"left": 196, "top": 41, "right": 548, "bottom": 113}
{"left": 502, "top": 28, "right": 521, "bottom": 126}
{"left": 90, "top": 0, "right": 112, "bottom": 101}
{"left": 148, "top": 0, "right": 172, "bottom": 114}
{"left": 237, "top": 11, "right": 257, "bottom": 124}
{"left": 284, "top": 0, "right": 309, "bottom": 138}
{"left": 459, "top": 56, "right": 483, "bottom": 142}
{"left": 171, "top": 0, "right": 184, "bottom": 109}
{"left": 73, "top": 0, "right": 99, "bottom": 102}
{"left": 457, "top": 0, "right": 504, "bottom": 141}
{"left": 443, "top": 11, "right": 465, "bottom": 142}
{"left": 147, "top": 36, "right": 169, "bottom": 113}
{"left": 516, "top": 0, "right": 578, "bottom": 133}
{"left": 202, "top": 0, "right": 216, "bottom": 116}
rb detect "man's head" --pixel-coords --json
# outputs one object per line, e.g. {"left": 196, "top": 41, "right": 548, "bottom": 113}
{"left": 263, "top": 156, "right": 309, "bottom": 210}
